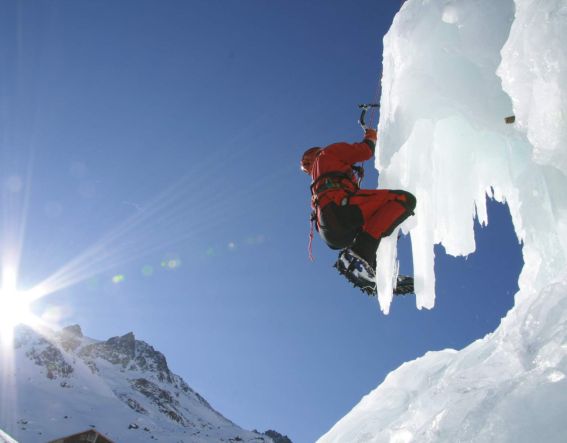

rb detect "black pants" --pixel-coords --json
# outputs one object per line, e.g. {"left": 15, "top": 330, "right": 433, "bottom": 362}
{"left": 318, "top": 192, "right": 416, "bottom": 270}
{"left": 317, "top": 202, "right": 363, "bottom": 250}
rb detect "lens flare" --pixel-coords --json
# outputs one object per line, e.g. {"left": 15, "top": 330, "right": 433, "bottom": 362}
{"left": 112, "top": 274, "right": 125, "bottom": 284}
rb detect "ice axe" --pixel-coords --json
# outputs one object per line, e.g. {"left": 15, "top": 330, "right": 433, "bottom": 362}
{"left": 358, "top": 103, "right": 379, "bottom": 130}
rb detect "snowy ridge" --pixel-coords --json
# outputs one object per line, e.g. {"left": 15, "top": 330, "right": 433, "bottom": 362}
{"left": 0, "top": 429, "right": 17, "bottom": 443}
{"left": 0, "top": 325, "right": 275, "bottom": 443}
{"left": 319, "top": 0, "right": 567, "bottom": 441}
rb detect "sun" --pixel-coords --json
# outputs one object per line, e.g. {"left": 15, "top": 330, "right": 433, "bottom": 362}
{"left": 0, "top": 267, "right": 36, "bottom": 345}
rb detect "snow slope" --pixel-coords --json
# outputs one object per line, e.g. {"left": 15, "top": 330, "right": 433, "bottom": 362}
{"left": 0, "top": 429, "right": 17, "bottom": 443}
{"left": 0, "top": 325, "right": 275, "bottom": 443}
{"left": 319, "top": 0, "right": 567, "bottom": 441}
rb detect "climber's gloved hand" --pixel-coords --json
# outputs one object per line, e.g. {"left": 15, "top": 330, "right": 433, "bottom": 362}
{"left": 364, "top": 128, "right": 377, "bottom": 142}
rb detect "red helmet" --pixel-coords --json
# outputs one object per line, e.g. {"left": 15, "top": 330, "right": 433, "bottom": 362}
{"left": 300, "top": 147, "right": 322, "bottom": 174}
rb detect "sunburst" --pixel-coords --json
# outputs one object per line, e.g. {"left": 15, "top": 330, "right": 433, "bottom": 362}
{"left": 0, "top": 267, "right": 40, "bottom": 347}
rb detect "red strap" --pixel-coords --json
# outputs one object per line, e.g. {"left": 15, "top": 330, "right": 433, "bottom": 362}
{"left": 308, "top": 218, "right": 315, "bottom": 261}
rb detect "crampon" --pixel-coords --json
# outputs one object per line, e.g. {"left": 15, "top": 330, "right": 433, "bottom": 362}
{"left": 334, "top": 249, "right": 414, "bottom": 296}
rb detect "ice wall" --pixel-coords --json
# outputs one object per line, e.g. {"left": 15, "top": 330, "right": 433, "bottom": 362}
{"left": 499, "top": 0, "right": 567, "bottom": 176}
{"left": 319, "top": 0, "right": 567, "bottom": 441}
{"left": 374, "top": 0, "right": 567, "bottom": 314}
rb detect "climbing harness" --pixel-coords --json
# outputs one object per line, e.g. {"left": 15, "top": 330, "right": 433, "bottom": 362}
{"left": 311, "top": 171, "right": 358, "bottom": 197}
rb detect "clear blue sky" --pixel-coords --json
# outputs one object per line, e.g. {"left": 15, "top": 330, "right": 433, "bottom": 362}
{"left": 1, "top": 1, "right": 523, "bottom": 442}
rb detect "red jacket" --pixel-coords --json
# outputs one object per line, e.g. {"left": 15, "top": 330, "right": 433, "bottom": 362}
{"left": 310, "top": 141, "right": 373, "bottom": 209}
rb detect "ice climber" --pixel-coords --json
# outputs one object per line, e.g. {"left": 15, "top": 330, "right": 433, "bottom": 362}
{"left": 301, "top": 127, "right": 416, "bottom": 295}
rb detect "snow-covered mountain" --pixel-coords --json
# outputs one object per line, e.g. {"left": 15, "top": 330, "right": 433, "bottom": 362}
{"left": 319, "top": 0, "right": 567, "bottom": 441}
{"left": 0, "top": 324, "right": 283, "bottom": 443}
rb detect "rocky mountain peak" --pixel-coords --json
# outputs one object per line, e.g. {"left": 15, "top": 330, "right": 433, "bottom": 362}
{"left": 58, "top": 325, "right": 84, "bottom": 352}
{"left": 62, "top": 324, "right": 83, "bottom": 338}
{"left": 105, "top": 332, "right": 136, "bottom": 360}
